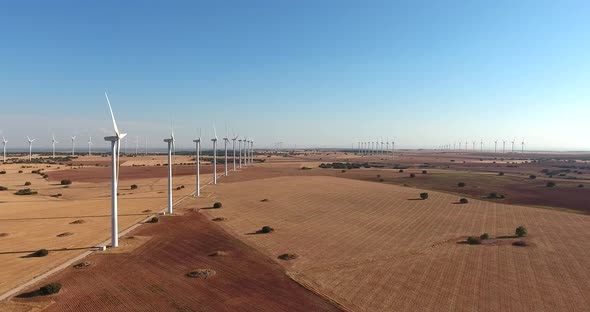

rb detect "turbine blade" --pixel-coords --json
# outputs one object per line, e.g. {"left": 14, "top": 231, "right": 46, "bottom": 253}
{"left": 105, "top": 92, "right": 120, "bottom": 136}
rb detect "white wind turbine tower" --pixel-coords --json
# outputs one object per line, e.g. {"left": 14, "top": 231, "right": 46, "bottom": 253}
{"left": 511, "top": 138, "right": 515, "bottom": 153}
{"left": 502, "top": 140, "right": 506, "bottom": 153}
{"left": 88, "top": 137, "right": 92, "bottom": 156}
{"left": 135, "top": 136, "right": 139, "bottom": 156}
{"left": 71, "top": 136, "right": 76, "bottom": 156}
{"left": 465, "top": 141, "right": 468, "bottom": 151}
{"left": 392, "top": 139, "right": 395, "bottom": 160}
{"left": 244, "top": 137, "right": 249, "bottom": 166}
{"left": 51, "top": 134, "right": 58, "bottom": 158}
{"left": 163, "top": 128, "right": 175, "bottom": 214}
{"left": 212, "top": 126, "right": 218, "bottom": 185}
{"left": 238, "top": 138, "right": 243, "bottom": 168}
{"left": 223, "top": 126, "right": 229, "bottom": 176}
{"left": 494, "top": 140, "right": 498, "bottom": 153}
{"left": 27, "top": 136, "right": 35, "bottom": 161}
{"left": 480, "top": 139, "right": 483, "bottom": 152}
{"left": 2, "top": 136, "right": 7, "bottom": 163}
{"left": 521, "top": 138, "right": 525, "bottom": 153}
{"left": 192, "top": 129, "right": 201, "bottom": 197}
{"left": 250, "top": 138, "right": 254, "bottom": 164}
{"left": 232, "top": 132, "right": 238, "bottom": 171}
{"left": 104, "top": 93, "right": 126, "bottom": 248}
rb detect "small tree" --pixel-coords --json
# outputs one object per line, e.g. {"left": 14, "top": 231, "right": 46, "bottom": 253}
{"left": 515, "top": 226, "right": 527, "bottom": 237}
{"left": 420, "top": 192, "right": 429, "bottom": 200}
{"left": 24, "top": 181, "right": 31, "bottom": 186}
{"left": 457, "top": 182, "right": 466, "bottom": 187}
{"left": 546, "top": 181, "right": 556, "bottom": 187}
{"left": 459, "top": 198, "right": 468, "bottom": 204}
{"left": 422, "top": 170, "right": 427, "bottom": 174}
{"left": 260, "top": 226, "right": 274, "bottom": 234}
{"left": 39, "top": 282, "right": 62, "bottom": 295}
{"left": 32, "top": 249, "right": 49, "bottom": 257}
{"left": 410, "top": 173, "right": 416, "bottom": 178}
{"left": 467, "top": 236, "right": 481, "bottom": 245}
{"left": 60, "top": 179, "right": 72, "bottom": 185}
{"left": 213, "top": 202, "right": 222, "bottom": 209}
{"left": 130, "top": 184, "right": 138, "bottom": 190}
{"left": 480, "top": 233, "right": 489, "bottom": 240}
{"left": 578, "top": 184, "right": 584, "bottom": 188}
{"left": 529, "top": 175, "right": 536, "bottom": 179}
{"left": 399, "top": 169, "right": 404, "bottom": 173}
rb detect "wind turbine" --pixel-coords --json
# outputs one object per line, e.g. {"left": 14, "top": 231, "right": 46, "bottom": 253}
{"left": 163, "top": 128, "right": 174, "bottom": 214}
{"left": 511, "top": 139, "right": 515, "bottom": 153}
{"left": 71, "top": 136, "right": 76, "bottom": 156}
{"left": 223, "top": 125, "right": 229, "bottom": 176}
{"left": 244, "top": 137, "right": 249, "bottom": 166}
{"left": 193, "top": 129, "right": 201, "bottom": 197}
{"left": 250, "top": 138, "right": 254, "bottom": 164}
{"left": 494, "top": 140, "right": 498, "bottom": 153}
{"left": 2, "top": 136, "right": 7, "bottom": 163}
{"left": 502, "top": 140, "right": 506, "bottom": 153}
{"left": 51, "top": 134, "right": 58, "bottom": 158}
{"left": 480, "top": 139, "right": 483, "bottom": 152}
{"left": 521, "top": 138, "right": 525, "bottom": 153}
{"left": 88, "top": 136, "right": 92, "bottom": 156}
{"left": 103, "top": 93, "right": 126, "bottom": 248}
{"left": 27, "top": 136, "right": 35, "bottom": 161}
{"left": 472, "top": 141, "right": 475, "bottom": 151}
{"left": 212, "top": 126, "right": 218, "bottom": 185}
{"left": 392, "top": 139, "right": 395, "bottom": 160}
{"left": 238, "top": 138, "right": 243, "bottom": 168}
{"left": 232, "top": 132, "right": 238, "bottom": 171}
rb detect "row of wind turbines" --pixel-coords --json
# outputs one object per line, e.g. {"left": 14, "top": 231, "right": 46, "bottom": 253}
{"left": 439, "top": 139, "right": 526, "bottom": 153}
{"left": 0, "top": 135, "right": 92, "bottom": 162}
{"left": 357, "top": 140, "right": 396, "bottom": 159}
{"left": 105, "top": 93, "right": 255, "bottom": 248}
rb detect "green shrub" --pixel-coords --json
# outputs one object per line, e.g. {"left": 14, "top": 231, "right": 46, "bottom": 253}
{"left": 60, "top": 179, "right": 72, "bottom": 185}
{"left": 0, "top": 186, "right": 7, "bottom": 191}
{"left": 213, "top": 202, "right": 222, "bottom": 209}
{"left": 15, "top": 188, "right": 37, "bottom": 195}
{"left": 399, "top": 169, "right": 404, "bottom": 173}
{"left": 422, "top": 170, "right": 427, "bottom": 174}
{"left": 466, "top": 236, "right": 481, "bottom": 245}
{"left": 546, "top": 181, "right": 556, "bottom": 187}
{"left": 24, "top": 181, "right": 31, "bottom": 186}
{"left": 259, "top": 226, "right": 274, "bottom": 234}
{"left": 149, "top": 217, "right": 159, "bottom": 223}
{"left": 459, "top": 198, "right": 468, "bottom": 204}
{"left": 515, "top": 226, "right": 527, "bottom": 237}
{"left": 31, "top": 249, "right": 49, "bottom": 257}
{"left": 39, "top": 282, "right": 62, "bottom": 295}
{"left": 480, "top": 233, "right": 489, "bottom": 240}
{"left": 18, "top": 170, "right": 23, "bottom": 173}
{"left": 0, "top": 170, "right": 6, "bottom": 174}
{"left": 457, "top": 182, "right": 466, "bottom": 187}
{"left": 130, "top": 184, "right": 138, "bottom": 190}
{"left": 419, "top": 192, "right": 429, "bottom": 200}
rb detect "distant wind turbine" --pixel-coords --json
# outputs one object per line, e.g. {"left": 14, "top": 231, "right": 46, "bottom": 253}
{"left": 232, "top": 131, "right": 238, "bottom": 172}
{"left": 2, "top": 136, "right": 7, "bottom": 163}
{"left": 223, "top": 125, "right": 229, "bottom": 176}
{"left": 88, "top": 136, "right": 92, "bottom": 156}
{"left": 51, "top": 134, "right": 58, "bottom": 158}
{"left": 193, "top": 129, "right": 201, "bottom": 197}
{"left": 212, "top": 126, "right": 218, "bottom": 185}
{"left": 71, "top": 136, "right": 76, "bottom": 156}
{"left": 27, "top": 136, "right": 35, "bottom": 161}
{"left": 163, "top": 128, "right": 174, "bottom": 214}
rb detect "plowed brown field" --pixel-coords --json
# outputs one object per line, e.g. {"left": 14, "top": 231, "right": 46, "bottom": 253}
{"left": 12, "top": 210, "right": 340, "bottom": 312}
{"left": 204, "top": 175, "right": 590, "bottom": 312}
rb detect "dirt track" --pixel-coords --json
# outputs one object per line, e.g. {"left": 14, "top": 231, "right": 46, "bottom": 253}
{"left": 13, "top": 210, "right": 340, "bottom": 312}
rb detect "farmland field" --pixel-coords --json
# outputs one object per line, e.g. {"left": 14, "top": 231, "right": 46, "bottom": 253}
{"left": 205, "top": 175, "right": 590, "bottom": 312}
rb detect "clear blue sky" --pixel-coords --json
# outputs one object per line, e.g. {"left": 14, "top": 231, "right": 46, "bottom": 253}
{"left": 0, "top": 0, "right": 588, "bottom": 151}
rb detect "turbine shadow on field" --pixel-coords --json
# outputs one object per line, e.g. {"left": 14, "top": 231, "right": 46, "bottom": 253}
{"left": 4, "top": 246, "right": 94, "bottom": 256}
{"left": 0, "top": 213, "right": 151, "bottom": 221}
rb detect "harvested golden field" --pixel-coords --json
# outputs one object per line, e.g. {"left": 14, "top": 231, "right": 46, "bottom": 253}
{"left": 206, "top": 176, "right": 590, "bottom": 312}
{"left": 0, "top": 158, "right": 204, "bottom": 295}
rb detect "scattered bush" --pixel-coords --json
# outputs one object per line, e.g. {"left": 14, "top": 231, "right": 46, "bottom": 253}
{"left": 419, "top": 192, "right": 429, "bottom": 200}
{"left": 515, "top": 226, "right": 527, "bottom": 237}
{"left": 512, "top": 241, "right": 528, "bottom": 247}
{"left": 0, "top": 186, "right": 7, "bottom": 191}
{"left": 457, "top": 182, "right": 466, "bottom": 187}
{"left": 149, "top": 217, "right": 159, "bottom": 223}
{"left": 31, "top": 249, "right": 49, "bottom": 257}
{"left": 377, "top": 174, "right": 381, "bottom": 178}
{"left": 0, "top": 170, "right": 6, "bottom": 174}
{"left": 212, "top": 217, "right": 227, "bottom": 222}
{"left": 410, "top": 173, "right": 416, "bottom": 178}
{"left": 260, "top": 199, "right": 269, "bottom": 202}
{"left": 278, "top": 253, "right": 298, "bottom": 260}
{"left": 60, "top": 179, "right": 72, "bottom": 185}
{"left": 18, "top": 170, "right": 23, "bottom": 173}
{"left": 529, "top": 174, "right": 536, "bottom": 179}
{"left": 213, "top": 202, "right": 222, "bottom": 209}
{"left": 459, "top": 198, "right": 468, "bottom": 204}
{"left": 259, "top": 226, "right": 274, "bottom": 234}
{"left": 24, "top": 181, "right": 31, "bottom": 186}
{"left": 480, "top": 233, "right": 489, "bottom": 240}
{"left": 422, "top": 170, "right": 427, "bottom": 174}
{"left": 15, "top": 188, "right": 37, "bottom": 195}
{"left": 379, "top": 178, "right": 384, "bottom": 182}
{"left": 130, "top": 184, "right": 138, "bottom": 190}
{"left": 466, "top": 236, "right": 481, "bottom": 245}
{"left": 546, "top": 181, "right": 556, "bottom": 187}
{"left": 497, "top": 172, "right": 504, "bottom": 176}
{"left": 578, "top": 184, "right": 584, "bottom": 188}
{"left": 399, "top": 169, "right": 404, "bottom": 173}
{"left": 487, "top": 192, "right": 504, "bottom": 199}
{"left": 341, "top": 169, "right": 346, "bottom": 173}
{"left": 39, "top": 283, "right": 62, "bottom": 295}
